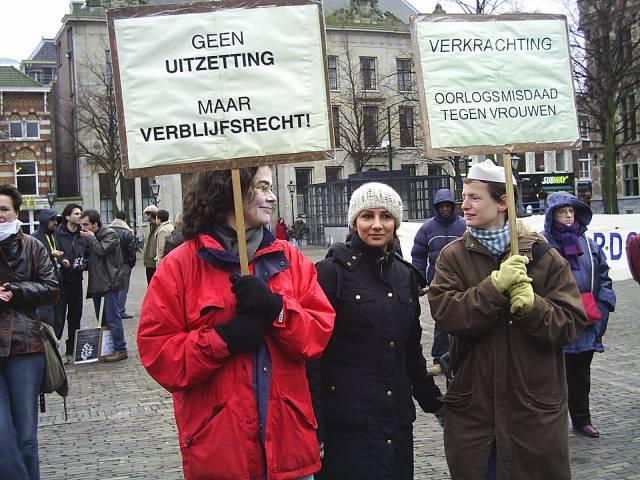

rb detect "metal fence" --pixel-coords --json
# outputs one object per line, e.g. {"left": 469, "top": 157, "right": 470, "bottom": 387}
{"left": 304, "top": 171, "right": 452, "bottom": 245}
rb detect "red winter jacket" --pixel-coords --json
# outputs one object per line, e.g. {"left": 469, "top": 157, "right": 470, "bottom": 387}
{"left": 138, "top": 232, "right": 334, "bottom": 480}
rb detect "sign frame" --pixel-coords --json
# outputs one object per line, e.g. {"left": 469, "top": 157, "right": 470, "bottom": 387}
{"left": 107, "top": 0, "right": 335, "bottom": 178}
{"left": 411, "top": 13, "right": 581, "bottom": 157}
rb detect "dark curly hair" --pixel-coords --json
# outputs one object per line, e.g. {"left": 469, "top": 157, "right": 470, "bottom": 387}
{"left": 0, "top": 184, "right": 22, "bottom": 212}
{"left": 183, "top": 167, "right": 258, "bottom": 239}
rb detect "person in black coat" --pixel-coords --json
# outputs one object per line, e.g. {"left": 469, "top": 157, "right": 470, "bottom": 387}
{"left": 312, "top": 182, "right": 442, "bottom": 480}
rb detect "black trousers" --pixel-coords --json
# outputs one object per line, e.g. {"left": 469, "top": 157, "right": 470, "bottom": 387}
{"left": 431, "top": 323, "right": 449, "bottom": 362}
{"left": 564, "top": 351, "right": 595, "bottom": 428}
{"left": 55, "top": 278, "right": 84, "bottom": 355}
{"left": 146, "top": 267, "right": 156, "bottom": 285}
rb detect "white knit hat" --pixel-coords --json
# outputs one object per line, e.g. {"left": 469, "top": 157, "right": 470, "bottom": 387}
{"left": 348, "top": 182, "right": 403, "bottom": 229}
{"left": 467, "top": 159, "right": 517, "bottom": 185}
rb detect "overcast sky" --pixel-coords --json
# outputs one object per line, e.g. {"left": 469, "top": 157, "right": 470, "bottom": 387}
{"left": 0, "top": 0, "right": 574, "bottom": 63}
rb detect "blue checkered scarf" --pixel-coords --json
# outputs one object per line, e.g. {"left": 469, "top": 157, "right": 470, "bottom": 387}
{"left": 468, "top": 222, "right": 511, "bottom": 256}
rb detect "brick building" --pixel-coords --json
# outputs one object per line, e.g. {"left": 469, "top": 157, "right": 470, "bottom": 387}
{"left": 0, "top": 66, "right": 55, "bottom": 233}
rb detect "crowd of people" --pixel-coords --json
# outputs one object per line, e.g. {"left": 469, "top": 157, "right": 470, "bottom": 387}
{"left": 0, "top": 159, "right": 624, "bottom": 478}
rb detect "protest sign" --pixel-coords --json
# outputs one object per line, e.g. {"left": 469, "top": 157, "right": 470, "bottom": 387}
{"left": 108, "top": 0, "right": 334, "bottom": 177}
{"left": 74, "top": 328, "right": 100, "bottom": 364}
{"left": 411, "top": 14, "right": 580, "bottom": 157}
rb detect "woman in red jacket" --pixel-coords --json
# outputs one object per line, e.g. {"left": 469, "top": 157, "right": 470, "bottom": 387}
{"left": 138, "top": 166, "right": 335, "bottom": 480}
{"left": 275, "top": 217, "right": 289, "bottom": 241}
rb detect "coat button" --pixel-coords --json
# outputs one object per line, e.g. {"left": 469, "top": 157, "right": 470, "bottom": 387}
{"left": 386, "top": 390, "right": 392, "bottom": 396}
{"left": 508, "top": 320, "right": 513, "bottom": 326}
{"left": 263, "top": 367, "right": 269, "bottom": 373}
{"left": 355, "top": 294, "right": 361, "bottom": 300}
{"left": 330, "top": 385, "right": 336, "bottom": 392}
{"left": 387, "top": 292, "right": 393, "bottom": 298}
{"left": 387, "top": 439, "right": 392, "bottom": 445}
{"left": 263, "top": 272, "right": 268, "bottom": 277}
{"left": 352, "top": 255, "right": 357, "bottom": 260}
{"left": 279, "top": 261, "right": 285, "bottom": 266}
{"left": 389, "top": 341, "right": 395, "bottom": 348}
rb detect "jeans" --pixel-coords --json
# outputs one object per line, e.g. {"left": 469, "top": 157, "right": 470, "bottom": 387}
{"left": 93, "top": 291, "right": 127, "bottom": 352}
{"left": 55, "top": 278, "right": 84, "bottom": 353}
{"left": 431, "top": 323, "right": 449, "bottom": 362}
{"left": 0, "top": 353, "right": 45, "bottom": 480}
{"left": 117, "top": 264, "right": 132, "bottom": 316}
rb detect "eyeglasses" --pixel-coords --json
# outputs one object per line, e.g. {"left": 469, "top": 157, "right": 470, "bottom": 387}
{"left": 253, "top": 184, "right": 275, "bottom": 195}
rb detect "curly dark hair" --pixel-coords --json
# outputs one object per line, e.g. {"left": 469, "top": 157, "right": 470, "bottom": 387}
{"left": 0, "top": 184, "right": 22, "bottom": 212}
{"left": 183, "top": 167, "right": 258, "bottom": 239}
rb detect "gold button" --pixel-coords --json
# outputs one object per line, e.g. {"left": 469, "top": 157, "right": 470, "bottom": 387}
{"left": 330, "top": 385, "right": 336, "bottom": 391}
{"left": 355, "top": 294, "right": 361, "bottom": 300}
{"left": 387, "top": 292, "right": 393, "bottom": 298}
{"left": 389, "top": 341, "right": 395, "bottom": 348}
{"left": 386, "top": 390, "right": 392, "bottom": 396}
{"left": 352, "top": 255, "right": 357, "bottom": 260}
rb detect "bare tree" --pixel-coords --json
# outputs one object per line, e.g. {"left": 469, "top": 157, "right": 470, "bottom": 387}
{"left": 447, "top": 0, "right": 522, "bottom": 14}
{"left": 571, "top": 0, "right": 640, "bottom": 213}
{"left": 332, "top": 35, "right": 415, "bottom": 172}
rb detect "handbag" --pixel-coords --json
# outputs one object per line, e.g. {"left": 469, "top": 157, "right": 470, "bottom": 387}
{"left": 580, "top": 237, "right": 601, "bottom": 324}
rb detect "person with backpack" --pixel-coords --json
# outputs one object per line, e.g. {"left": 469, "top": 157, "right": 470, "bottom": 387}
{"left": 110, "top": 211, "right": 137, "bottom": 319}
{"left": 428, "top": 161, "right": 588, "bottom": 479}
{"left": 312, "top": 182, "right": 442, "bottom": 479}
{"left": 543, "top": 191, "right": 616, "bottom": 438}
{"left": 0, "top": 185, "right": 60, "bottom": 480}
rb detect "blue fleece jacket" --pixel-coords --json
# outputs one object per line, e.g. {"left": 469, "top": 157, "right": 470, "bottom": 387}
{"left": 543, "top": 191, "right": 616, "bottom": 353}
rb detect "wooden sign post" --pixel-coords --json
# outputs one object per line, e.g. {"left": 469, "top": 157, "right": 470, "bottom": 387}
{"left": 412, "top": 14, "right": 581, "bottom": 255}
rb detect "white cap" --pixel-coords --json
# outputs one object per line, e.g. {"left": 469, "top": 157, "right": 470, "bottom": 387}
{"left": 143, "top": 205, "right": 158, "bottom": 214}
{"left": 467, "top": 159, "right": 517, "bottom": 185}
{"left": 347, "top": 182, "right": 403, "bottom": 229}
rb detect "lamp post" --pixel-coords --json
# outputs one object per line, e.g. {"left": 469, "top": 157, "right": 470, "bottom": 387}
{"left": 287, "top": 181, "right": 296, "bottom": 226}
{"left": 511, "top": 155, "right": 524, "bottom": 216}
{"left": 150, "top": 178, "right": 160, "bottom": 206}
{"left": 46, "top": 191, "right": 56, "bottom": 208}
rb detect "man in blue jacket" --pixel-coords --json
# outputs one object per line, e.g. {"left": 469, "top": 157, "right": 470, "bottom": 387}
{"left": 411, "top": 188, "right": 466, "bottom": 374}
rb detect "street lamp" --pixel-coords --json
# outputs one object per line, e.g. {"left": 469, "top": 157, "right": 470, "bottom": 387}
{"left": 287, "top": 180, "right": 296, "bottom": 226}
{"left": 511, "top": 155, "right": 524, "bottom": 216}
{"left": 150, "top": 178, "right": 160, "bottom": 206}
{"left": 46, "top": 191, "right": 56, "bottom": 208}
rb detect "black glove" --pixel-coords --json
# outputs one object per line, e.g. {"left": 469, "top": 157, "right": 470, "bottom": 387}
{"left": 214, "top": 313, "right": 266, "bottom": 353}
{"left": 414, "top": 374, "right": 444, "bottom": 414}
{"left": 231, "top": 275, "right": 283, "bottom": 323}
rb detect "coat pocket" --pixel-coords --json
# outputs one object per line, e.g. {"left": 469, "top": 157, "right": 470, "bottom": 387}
{"left": 337, "top": 288, "right": 376, "bottom": 330}
{"left": 442, "top": 390, "right": 473, "bottom": 411}
{"left": 526, "top": 390, "right": 563, "bottom": 412}
{"left": 183, "top": 402, "right": 227, "bottom": 447}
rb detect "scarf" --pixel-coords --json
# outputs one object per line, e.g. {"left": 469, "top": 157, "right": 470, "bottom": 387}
{"left": 551, "top": 221, "right": 583, "bottom": 269}
{"left": 468, "top": 222, "right": 511, "bottom": 257}
{"left": 209, "top": 224, "right": 264, "bottom": 261}
{"left": 0, "top": 219, "right": 22, "bottom": 241}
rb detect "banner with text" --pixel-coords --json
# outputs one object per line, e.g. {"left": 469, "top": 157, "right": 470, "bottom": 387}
{"left": 108, "top": 2, "right": 333, "bottom": 176}
{"left": 412, "top": 15, "right": 580, "bottom": 156}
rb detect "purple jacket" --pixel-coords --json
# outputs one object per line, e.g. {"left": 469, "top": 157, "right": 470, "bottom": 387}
{"left": 411, "top": 189, "right": 466, "bottom": 284}
{"left": 543, "top": 191, "right": 616, "bottom": 353}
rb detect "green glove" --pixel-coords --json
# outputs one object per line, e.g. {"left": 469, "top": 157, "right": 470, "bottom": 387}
{"left": 490, "top": 254, "right": 531, "bottom": 294}
{"left": 508, "top": 281, "right": 535, "bottom": 315}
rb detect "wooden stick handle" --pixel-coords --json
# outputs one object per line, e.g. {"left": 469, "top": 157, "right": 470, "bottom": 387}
{"left": 502, "top": 153, "right": 519, "bottom": 256}
{"left": 231, "top": 169, "right": 250, "bottom": 275}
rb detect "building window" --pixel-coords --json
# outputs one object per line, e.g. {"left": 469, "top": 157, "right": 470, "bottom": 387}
{"left": 26, "top": 121, "right": 39, "bottom": 139}
{"left": 535, "top": 151, "right": 545, "bottom": 172}
{"left": 15, "top": 161, "right": 38, "bottom": 195}
{"left": 579, "top": 118, "right": 590, "bottom": 140}
{"left": 399, "top": 107, "right": 414, "bottom": 147}
{"left": 360, "top": 57, "right": 377, "bottom": 91}
{"left": 621, "top": 94, "right": 637, "bottom": 142}
{"left": 18, "top": 210, "right": 39, "bottom": 235}
{"left": 328, "top": 56, "right": 338, "bottom": 91}
{"left": 578, "top": 156, "right": 591, "bottom": 180}
{"left": 396, "top": 59, "right": 412, "bottom": 91}
{"left": 401, "top": 164, "right": 417, "bottom": 176}
{"left": 363, "top": 106, "right": 379, "bottom": 147}
{"left": 332, "top": 106, "right": 340, "bottom": 148}
{"left": 428, "top": 165, "right": 443, "bottom": 176}
{"left": 10, "top": 121, "right": 23, "bottom": 138}
{"left": 99, "top": 173, "right": 114, "bottom": 224}
{"left": 325, "top": 166, "right": 343, "bottom": 182}
{"left": 623, "top": 160, "right": 639, "bottom": 196}
{"left": 555, "top": 150, "right": 568, "bottom": 172}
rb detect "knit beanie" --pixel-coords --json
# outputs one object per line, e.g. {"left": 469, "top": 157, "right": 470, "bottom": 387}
{"left": 347, "top": 182, "right": 403, "bottom": 229}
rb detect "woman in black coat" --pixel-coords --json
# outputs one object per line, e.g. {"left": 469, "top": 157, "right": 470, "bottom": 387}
{"left": 312, "top": 182, "right": 442, "bottom": 480}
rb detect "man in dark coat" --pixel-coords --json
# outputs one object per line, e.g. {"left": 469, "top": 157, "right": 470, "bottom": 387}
{"left": 109, "top": 211, "right": 137, "bottom": 319}
{"left": 54, "top": 203, "right": 89, "bottom": 360}
{"left": 32, "top": 209, "right": 64, "bottom": 332}
{"left": 411, "top": 188, "right": 465, "bottom": 374}
{"left": 80, "top": 209, "right": 127, "bottom": 362}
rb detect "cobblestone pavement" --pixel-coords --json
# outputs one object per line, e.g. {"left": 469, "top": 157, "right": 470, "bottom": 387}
{"left": 39, "top": 246, "right": 640, "bottom": 479}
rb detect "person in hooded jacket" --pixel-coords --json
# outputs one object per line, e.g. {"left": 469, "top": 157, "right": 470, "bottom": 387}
{"left": 32, "top": 209, "right": 64, "bottom": 331}
{"left": 138, "top": 167, "right": 335, "bottom": 480}
{"left": 109, "top": 211, "right": 137, "bottom": 319}
{"left": 411, "top": 188, "right": 466, "bottom": 375}
{"left": 312, "top": 182, "right": 443, "bottom": 480}
{"left": 428, "top": 161, "right": 587, "bottom": 480}
{"left": 543, "top": 191, "right": 616, "bottom": 439}
{"left": 0, "top": 185, "right": 60, "bottom": 480}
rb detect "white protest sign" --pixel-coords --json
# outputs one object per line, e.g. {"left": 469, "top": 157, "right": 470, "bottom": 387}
{"left": 412, "top": 15, "right": 580, "bottom": 156}
{"left": 108, "top": 1, "right": 333, "bottom": 176}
